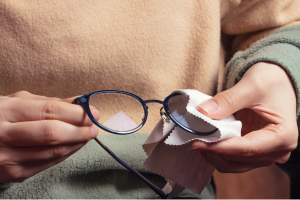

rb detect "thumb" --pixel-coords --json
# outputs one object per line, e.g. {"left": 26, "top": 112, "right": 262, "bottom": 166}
{"left": 196, "top": 82, "right": 255, "bottom": 120}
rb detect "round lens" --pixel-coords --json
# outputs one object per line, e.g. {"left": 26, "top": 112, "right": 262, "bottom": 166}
{"left": 89, "top": 92, "right": 145, "bottom": 133}
{"left": 167, "top": 93, "right": 216, "bottom": 134}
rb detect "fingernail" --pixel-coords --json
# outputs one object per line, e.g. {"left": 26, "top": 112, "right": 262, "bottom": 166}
{"left": 197, "top": 100, "right": 218, "bottom": 114}
{"left": 90, "top": 125, "right": 99, "bottom": 139}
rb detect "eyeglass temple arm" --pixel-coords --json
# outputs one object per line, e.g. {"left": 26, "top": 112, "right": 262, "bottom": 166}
{"left": 73, "top": 97, "right": 167, "bottom": 198}
{"left": 94, "top": 137, "right": 168, "bottom": 199}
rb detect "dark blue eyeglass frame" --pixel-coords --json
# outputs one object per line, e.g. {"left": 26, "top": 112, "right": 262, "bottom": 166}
{"left": 73, "top": 90, "right": 218, "bottom": 198}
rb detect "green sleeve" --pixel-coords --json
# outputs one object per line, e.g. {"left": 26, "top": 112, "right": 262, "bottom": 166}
{"left": 0, "top": 183, "right": 12, "bottom": 189}
{"left": 225, "top": 25, "right": 300, "bottom": 116}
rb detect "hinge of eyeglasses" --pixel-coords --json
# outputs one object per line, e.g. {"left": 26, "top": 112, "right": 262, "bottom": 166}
{"left": 160, "top": 107, "right": 170, "bottom": 124}
{"left": 72, "top": 98, "right": 79, "bottom": 104}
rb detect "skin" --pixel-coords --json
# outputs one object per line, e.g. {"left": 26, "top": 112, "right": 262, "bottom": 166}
{"left": 192, "top": 62, "right": 298, "bottom": 173}
{"left": 0, "top": 91, "right": 99, "bottom": 183}
{"left": 0, "top": 62, "right": 297, "bottom": 182}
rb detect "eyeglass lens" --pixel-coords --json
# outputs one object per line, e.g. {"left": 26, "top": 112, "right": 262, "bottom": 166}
{"left": 167, "top": 94, "right": 216, "bottom": 133}
{"left": 88, "top": 93, "right": 145, "bottom": 133}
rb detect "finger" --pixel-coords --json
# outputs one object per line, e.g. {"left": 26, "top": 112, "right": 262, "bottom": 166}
{"left": 196, "top": 78, "right": 258, "bottom": 120}
{"left": 220, "top": 150, "right": 291, "bottom": 164}
{"left": 192, "top": 124, "right": 296, "bottom": 165}
{"left": 62, "top": 96, "right": 101, "bottom": 123}
{"left": 0, "top": 149, "right": 77, "bottom": 183}
{"left": 3, "top": 121, "right": 99, "bottom": 146}
{"left": 204, "top": 152, "right": 274, "bottom": 173}
{"left": 7, "top": 91, "right": 60, "bottom": 101}
{"left": 63, "top": 96, "right": 100, "bottom": 119}
{"left": 7, "top": 142, "right": 87, "bottom": 164}
{"left": 191, "top": 125, "right": 286, "bottom": 157}
{"left": 1, "top": 98, "right": 99, "bottom": 126}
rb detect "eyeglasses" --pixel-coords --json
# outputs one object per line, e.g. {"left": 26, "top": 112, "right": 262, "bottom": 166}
{"left": 73, "top": 90, "right": 218, "bottom": 198}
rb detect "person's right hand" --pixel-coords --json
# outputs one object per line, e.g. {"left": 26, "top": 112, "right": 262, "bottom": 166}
{"left": 0, "top": 91, "right": 99, "bottom": 183}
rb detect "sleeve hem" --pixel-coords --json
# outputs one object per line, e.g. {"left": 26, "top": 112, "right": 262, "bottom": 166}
{"left": 225, "top": 26, "right": 300, "bottom": 116}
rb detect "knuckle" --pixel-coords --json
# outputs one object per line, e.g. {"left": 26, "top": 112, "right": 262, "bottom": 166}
{"left": 277, "top": 124, "right": 298, "bottom": 152}
{"left": 0, "top": 124, "right": 13, "bottom": 144}
{"left": 0, "top": 158, "right": 28, "bottom": 182}
{"left": 215, "top": 90, "right": 238, "bottom": 110}
{"left": 0, "top": 97, "right": 9, "bottom": 109}
{"left": 275, "top": 154, "right": 290, "bottom": 164}
{"left": 246, "top": 74, "right": 266, "bottom": 94}
{"left": 275, "top": 124, "right": 288, "bottom": 137}
{"left": 6, "top": 167, "right": 25, "bottom": 181}
{"left": 9, "top": 91, "right": 31, "bottom": 98}
{"left": 237, "top": 149, "right": 252, "bottom": 157}
{"left": 218, "top": 139, "right": 256, "bottom": 157}
{"left": 40, "top": 101, "right": 58, "bottom": 120}
{"left": 0, "top": 157, "right": 9, "bottom": 169}
{"left": 51, "top": 146, "right": 67, "bottom": 159}
{"left": 286, "top": 140, "right": 298, "bottom": 153}
{"left": 43, "top": 122, "right": 59, "bottom": 145}
{"left": 287, "top": 126, "right": 299, "bottom": 150}
{"left": 79, "top": 127, "right": 91, "bottom": 142}
{"left": 240, "top": 143, "right": 256, "bottom": 157}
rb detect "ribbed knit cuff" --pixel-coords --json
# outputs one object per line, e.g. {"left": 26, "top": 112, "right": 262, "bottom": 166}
{"left": 225, "top": 25, "right": 300, "bottom": 116}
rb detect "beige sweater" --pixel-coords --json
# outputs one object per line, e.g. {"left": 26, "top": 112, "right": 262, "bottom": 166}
{"left": 0, "top": 0, "right": 300, "bottom": 133}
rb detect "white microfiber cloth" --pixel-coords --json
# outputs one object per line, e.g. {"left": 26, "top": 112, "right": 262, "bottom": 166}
{"left": 142, "top": 89, "right": 242, "bottom": 197}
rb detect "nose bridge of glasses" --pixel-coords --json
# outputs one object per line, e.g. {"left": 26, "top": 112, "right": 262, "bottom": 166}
{"left": 144, "top": 99, "right": 163, "bottom": 105}
{"left": 144, "top": 99, "right": 171, "bottom": 124}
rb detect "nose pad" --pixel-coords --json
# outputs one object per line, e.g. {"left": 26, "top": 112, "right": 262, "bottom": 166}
{"left": 142, "top": 113, "right": 145, "bottom": 121}
{"left": 160, "top": 107, "right": 170, "bottom": 124}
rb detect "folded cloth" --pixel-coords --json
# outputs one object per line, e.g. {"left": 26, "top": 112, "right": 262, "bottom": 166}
{"left": 143, "top": 89, "right": 242, "bottom": 196}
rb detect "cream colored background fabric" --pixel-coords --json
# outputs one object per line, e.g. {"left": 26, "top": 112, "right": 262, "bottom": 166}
{"left": 0, "top": 0, "right": 299, "bottom": 133}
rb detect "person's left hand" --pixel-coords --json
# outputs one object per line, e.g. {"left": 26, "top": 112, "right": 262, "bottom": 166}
{"left": 191, "top": 62, "right": 298, "bottom": 173}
